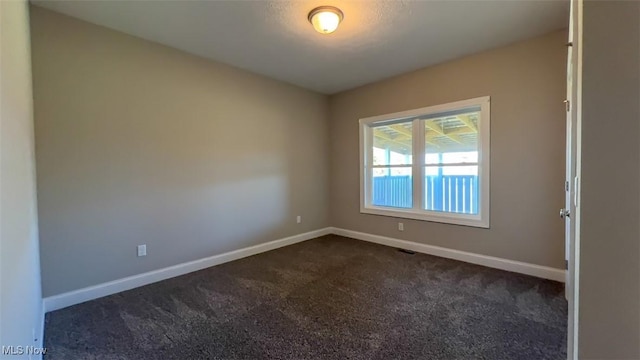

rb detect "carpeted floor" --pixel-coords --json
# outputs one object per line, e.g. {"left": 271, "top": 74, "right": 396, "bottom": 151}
{"left": 44, "top": 235, "right": 567, "bottom": 360}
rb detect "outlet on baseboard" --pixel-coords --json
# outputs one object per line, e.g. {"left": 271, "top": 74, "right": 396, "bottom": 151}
{"left": 398, "top": 222, "right": 404, "bottom": 231}
{"left": 296, "top": 215, "right": 301, "bottom": 224}
{"left": 137, "top": 244, "right": 147, "bottom": 257}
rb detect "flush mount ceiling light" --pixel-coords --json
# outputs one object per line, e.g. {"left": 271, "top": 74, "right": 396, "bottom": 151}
{"left": 308, "top": 6, "right": 344, "bottom": 34}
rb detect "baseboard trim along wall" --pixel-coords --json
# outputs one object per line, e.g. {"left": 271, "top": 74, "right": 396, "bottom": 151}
{"left": 43, "top": 227, "right": 332, "bottom": 313}
{"left": 44, "top": 226, "right": 565, "bottom": 312}
{"left": 331, "top": 227, "right": 566, "bottom": 283}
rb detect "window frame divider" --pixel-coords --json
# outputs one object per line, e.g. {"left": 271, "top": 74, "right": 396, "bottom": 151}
{"left": 413, "top": 119, "right": 425, "bottom": 211}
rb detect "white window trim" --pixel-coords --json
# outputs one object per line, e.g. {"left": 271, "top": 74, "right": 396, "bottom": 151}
{"left": 359, "top": 96, "right": 491, "bottom": 228}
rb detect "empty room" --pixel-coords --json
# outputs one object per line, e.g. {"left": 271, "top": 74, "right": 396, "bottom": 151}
{"left": 1, "top": 0, "right": 639, "bottom": 359}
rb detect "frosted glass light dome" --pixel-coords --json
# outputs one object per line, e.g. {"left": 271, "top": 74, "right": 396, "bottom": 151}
{"left": 308, "top": 6, "right": 344, "bottom": 34}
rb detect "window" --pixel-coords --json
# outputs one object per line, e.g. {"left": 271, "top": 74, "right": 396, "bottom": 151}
{"left": 359, "top": 96, "right": 490, "bottom": 228}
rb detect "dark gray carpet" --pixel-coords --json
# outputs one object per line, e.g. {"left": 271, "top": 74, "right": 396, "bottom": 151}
{"left": 44, "top": 235, "right": 567, "bottom": 360}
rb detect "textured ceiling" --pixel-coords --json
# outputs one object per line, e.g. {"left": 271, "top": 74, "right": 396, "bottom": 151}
{"left": 32, "top": 0, "right": 569, "bottom": 94}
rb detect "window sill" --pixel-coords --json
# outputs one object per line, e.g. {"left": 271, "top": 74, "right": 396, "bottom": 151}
{"left": 360, "top": 206, "right": 489, "bottom": 229}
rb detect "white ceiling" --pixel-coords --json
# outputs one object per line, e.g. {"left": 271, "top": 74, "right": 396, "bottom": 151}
{"left": 32, "top": 0, "right": 569, "bottom": 94}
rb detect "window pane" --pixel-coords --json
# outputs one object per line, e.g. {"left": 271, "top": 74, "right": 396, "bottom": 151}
{"left": 422, "top": 107, "right": 481, "bottom": 215}
{"left": 425, "top": 111, "right": 479, "bottom": 160}
{"left": 442, "top": 151, "right": 478, "bottom": 164}
{"left": 372, "top": 122, "right": 412, "bottom": 166}
{"left": 372, "top": 167, "right": 413, "bottom": 208}
{"left": 424, "top": 166, "right": 479, "bottom": 214}
{"left": 426, "top": 151, "right": 479, "bottom": 165}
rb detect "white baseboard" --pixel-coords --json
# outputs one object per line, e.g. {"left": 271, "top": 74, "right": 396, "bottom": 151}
{"left": 43, "top": 227, "right": 332, "bottom": 312}
{"left": 330, "top": 227, "right": 566, "bottom": 282}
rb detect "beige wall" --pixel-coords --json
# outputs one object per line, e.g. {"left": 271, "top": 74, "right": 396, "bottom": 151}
{"left": 329, "top": 31, "right": 567, "bottom": 268}
{"left": 0, "top": 0, "right": 44, "bottom": 352}
{"left": 578, "top": 1, "right": 640, "bottom": 358}
{"left": 30, "top": 6, "right": 329, "bottom": 297}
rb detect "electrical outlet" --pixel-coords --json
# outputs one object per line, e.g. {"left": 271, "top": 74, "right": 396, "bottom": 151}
{"left": 296, "top": 215, "right": 301, "bottom": 224}
{"left": 137, "top": 244, "right": 147, "bottom": 257}
{"left": 398, "top": 222, "right": 404, "bottom": 231}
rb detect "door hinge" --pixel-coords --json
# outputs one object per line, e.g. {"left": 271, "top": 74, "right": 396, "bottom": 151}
{"left": 566, "top": 42, "right": 573, "bottom": 47}
{"left": 565, "top": 181, "right": 570, "bottom": 191}
{"left": 564, "top": 99, "right": 571, "bottom": 112}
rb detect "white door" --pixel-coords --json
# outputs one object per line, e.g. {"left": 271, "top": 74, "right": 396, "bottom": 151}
{"left": 563, "top": 0, "right": 581, "bottom": 358}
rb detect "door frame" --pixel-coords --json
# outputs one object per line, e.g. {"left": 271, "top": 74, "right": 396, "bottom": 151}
{"left": 566, "top": 0, "right": 583, "bottom": 359}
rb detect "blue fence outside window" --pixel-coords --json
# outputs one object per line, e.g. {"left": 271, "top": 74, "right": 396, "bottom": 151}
{"left": 372, "top": 175, "right": 479, "bottom": 214}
